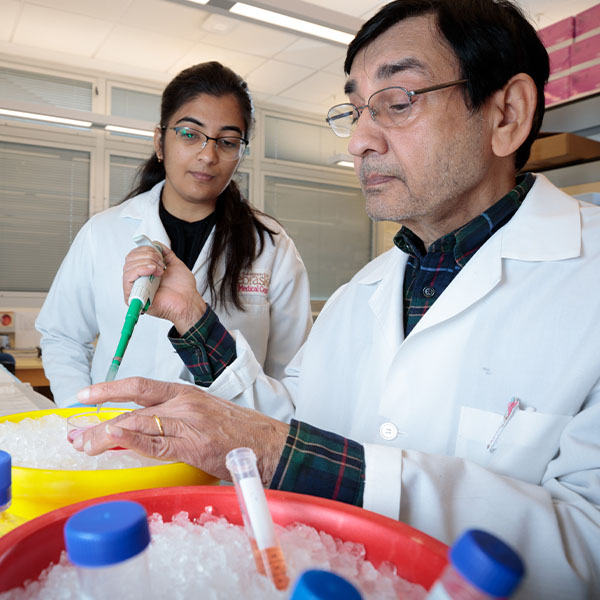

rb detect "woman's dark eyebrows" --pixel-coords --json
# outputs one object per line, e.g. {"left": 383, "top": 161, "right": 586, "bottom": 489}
{"left": 174, "top": 117, "right": 243, "bottom": 136}
{"left": 175, "top": 117, "right": 204, "bottom": 128}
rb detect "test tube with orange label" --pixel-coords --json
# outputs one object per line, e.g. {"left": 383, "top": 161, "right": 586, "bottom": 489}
{"left": 226, "top": 447, "right": 290, "bottom": 591}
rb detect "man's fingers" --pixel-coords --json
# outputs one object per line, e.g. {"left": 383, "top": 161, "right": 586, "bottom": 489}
{"left": 77, "top": 377, "right": 182, "bottom": 407}
{"left": 75, "top": 413, "right": 176, "bottom": 461}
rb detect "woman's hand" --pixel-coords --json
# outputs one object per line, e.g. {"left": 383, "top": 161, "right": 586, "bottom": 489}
{"left": 122, "top": 243, "right": 207, "bottom": 334}
{"left": 73, "top": 378, "right": 289, "bottom": 484}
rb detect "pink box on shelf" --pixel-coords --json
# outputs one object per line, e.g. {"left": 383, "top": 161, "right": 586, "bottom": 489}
{"left": 570, "top": 63, "right": 600, "bottom": 96}
{"left": 571, "top": 33, "right": 600, "bottom": 67}
{"left": 538, "top": 16, "right": 575, "bottom": 49}
{"left": 548, "top": 45, "right": 572, "bottom": 75}
{"left": 575, "top": 3, "right": 600, "bottom": 37}
{"left": 545, "top": 75, "right": 571, "bottom": 106}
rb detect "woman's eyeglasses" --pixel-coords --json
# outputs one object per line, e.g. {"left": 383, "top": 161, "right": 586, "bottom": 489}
{"left": 169, "top": 126, "right": 248, "bottom": 160}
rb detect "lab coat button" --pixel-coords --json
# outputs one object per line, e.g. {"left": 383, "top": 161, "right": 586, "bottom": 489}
{"left": 422, "top": 286, "right": 436, "bottom": 298}
{"left": 380, "top": 422, "right": 398, "bottom": 440}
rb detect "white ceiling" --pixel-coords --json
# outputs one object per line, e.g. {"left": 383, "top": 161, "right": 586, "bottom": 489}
{"left": 0, "top": 0, "right": 598, "bottom": 119}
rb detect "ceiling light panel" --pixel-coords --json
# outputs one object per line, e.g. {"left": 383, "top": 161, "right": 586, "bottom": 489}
{"left": 230, "top": 3, "right": 354, "bottom": 44}
{"left": 0, "top": 109, "right": 92, "bottom": 128}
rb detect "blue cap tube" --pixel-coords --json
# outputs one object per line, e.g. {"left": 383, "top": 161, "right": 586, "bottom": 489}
{"left": 290, "top": 569, "right": 363, "bottom": 600}
{"left": 64, "top": 501, "right": 150, "bottom": 567}
{"left": 450, "top": 529, "right": 525, "bottom": 598}
{"left": 0, "top": 450, "right": 11, "bottom": 509}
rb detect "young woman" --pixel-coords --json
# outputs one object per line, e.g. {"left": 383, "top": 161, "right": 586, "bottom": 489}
{"left": 36, "top": 62, "right": 312, "bottom": 408}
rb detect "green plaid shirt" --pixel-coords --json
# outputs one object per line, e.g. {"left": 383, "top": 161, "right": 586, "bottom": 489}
{"left": 169, "top": 305, "right": 237, "bottom": 387}
{"left": 270, "top": 419, "right": 365, "bottom": 504}
{"left": 398, "top": 173, "right": 534, "bottom": 336}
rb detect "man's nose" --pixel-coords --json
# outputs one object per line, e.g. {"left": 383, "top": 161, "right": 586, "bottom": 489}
{"left": 347, "top": 108, "right": 388, "bottom": 159}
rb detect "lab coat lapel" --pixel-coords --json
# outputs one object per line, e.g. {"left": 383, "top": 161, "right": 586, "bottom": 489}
{"left": 122, "top": 181, "right": 171, "bottom": 248}
{"left": 365, "top": 248, "right": 408, "bottom": 350}
{"left": 406, "top": 174, "right": 581, "bottom": 338}
{"left": 408, "top": 233, "right": 503, "bottom": 337}
{"left": 499, "top": 173, "right": 581, "bottom": 261}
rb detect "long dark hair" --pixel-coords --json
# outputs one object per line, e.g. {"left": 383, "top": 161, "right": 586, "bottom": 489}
{"left": 345, "top": 0, "right": 549, "bottom": 171}
{"left": 125, "top": 61, "right": 276, "bottom": 311}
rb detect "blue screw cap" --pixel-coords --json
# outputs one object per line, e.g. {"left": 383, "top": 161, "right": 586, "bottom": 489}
{"left": 64, "top": 500, "right": 150, "bottom": 567}
{"left": 450, "top": 529, "right": 525, "bottom": 598}
{"left": 290, "top": 569, "right": 362, "bottom": 600}
{"left": 0, "top": 450, "right": 11, "bottom": 507}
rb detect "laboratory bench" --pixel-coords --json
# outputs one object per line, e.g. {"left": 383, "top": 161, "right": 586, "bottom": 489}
{"left": 14, "top": 356, "right": 49, "bottom": 389}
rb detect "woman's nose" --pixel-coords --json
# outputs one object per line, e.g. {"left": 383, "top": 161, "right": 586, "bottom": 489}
{"left": 197, "top": 140, "right": 219, "bottom": 163}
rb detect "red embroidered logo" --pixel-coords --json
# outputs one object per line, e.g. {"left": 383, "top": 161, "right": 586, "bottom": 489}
{"left": 238, "top": 271, "right": 270, "bottom": 295}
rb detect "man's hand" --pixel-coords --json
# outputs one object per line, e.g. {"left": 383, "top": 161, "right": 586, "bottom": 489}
{"left": 73, "top": 378, "right": 289, "bottom": 485}
{"left": 123, "top": 244, "right": 207, "bottom": 334}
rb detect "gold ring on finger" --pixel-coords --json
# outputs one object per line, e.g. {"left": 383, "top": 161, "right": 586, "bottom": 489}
{"left": 153, "top": 415, "right": 165, "bottom": 436}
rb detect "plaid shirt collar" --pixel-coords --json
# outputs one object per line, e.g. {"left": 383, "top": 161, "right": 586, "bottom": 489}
{"left": 394, "top": 173, "right": 535, "bottom": 337}
{"left": 394, "top": 173, "right": 536, "bottom": 263}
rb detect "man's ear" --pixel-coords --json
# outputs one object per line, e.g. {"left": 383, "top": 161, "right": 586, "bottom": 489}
{"left": 489, "top": 73, "right": 537, "bottom": 159}
{"left": 153, "top": 126, "right": 163, "bottom": 161}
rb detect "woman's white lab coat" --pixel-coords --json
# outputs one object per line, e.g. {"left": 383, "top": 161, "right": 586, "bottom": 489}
{"left": 208, "top": 175, "right": 600, "bottom": 598}
{"left": 36, "top": 180, "right": 312, "bottom": 408}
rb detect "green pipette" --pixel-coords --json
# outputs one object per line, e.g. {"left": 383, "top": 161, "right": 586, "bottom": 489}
{"left": 104, "top": 235, "right": 163, "bottom": 384}
{"left": 105, "top": 297, "right": 145, "bottom": 382}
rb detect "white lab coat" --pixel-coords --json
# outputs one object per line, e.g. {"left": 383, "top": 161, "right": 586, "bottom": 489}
{"left": 208, "top": 175, "right": 600, "bottom": 598}
{"left": 36, "top": 181, "right": 312, "bottom": 410}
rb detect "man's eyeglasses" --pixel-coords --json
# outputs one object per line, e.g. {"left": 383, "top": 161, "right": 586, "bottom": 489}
{"left": 169, "top": 126, "right": 248, "bottom": 160}
{"left": 326, "top": 79, "right": 468, "bottom": 138}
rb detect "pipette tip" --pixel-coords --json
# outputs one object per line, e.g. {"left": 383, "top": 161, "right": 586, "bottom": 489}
{"left": 105, "top": 364, "right": 119, "bottom": 382}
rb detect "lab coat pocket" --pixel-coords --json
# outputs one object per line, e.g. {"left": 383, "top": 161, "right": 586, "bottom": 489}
{"left": 455, "top": 406, "right": 572, "bottom": 484}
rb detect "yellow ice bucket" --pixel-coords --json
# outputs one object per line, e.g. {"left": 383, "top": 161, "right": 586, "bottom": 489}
{"left": 0, "top": 407, "right": 217, "bottom": 520}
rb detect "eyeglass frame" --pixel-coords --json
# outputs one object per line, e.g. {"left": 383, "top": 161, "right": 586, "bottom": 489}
{"left": 325, "top": 78, "right": 468, "bottom": 137}
{"left": 162, "top": 125, "right": 249, "bottom": 160}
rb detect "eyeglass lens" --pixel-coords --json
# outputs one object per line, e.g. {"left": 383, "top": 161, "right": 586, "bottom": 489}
{"left": 173, "top": 126, "right": 245, "bottom": 158}
{"left": 327, "top": 87, "right": 412, "bottom": 137}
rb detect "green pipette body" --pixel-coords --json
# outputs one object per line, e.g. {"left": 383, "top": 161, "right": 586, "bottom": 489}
{"left": 103, "top": 234, "right": 163, "bottom": 390}
{"left": 105, "top": 297, "right": 144, "bottom": 382}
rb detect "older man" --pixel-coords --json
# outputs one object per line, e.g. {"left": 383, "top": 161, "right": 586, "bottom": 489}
{"left": 75, "top": 1, "right": 600, "bottom": 596}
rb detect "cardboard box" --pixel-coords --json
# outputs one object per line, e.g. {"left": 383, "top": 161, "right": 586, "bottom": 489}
{"left": 575, "top": 3, "right": 600, "bottom": 38}
{"left": 571, "top": 63, "right": 600, "bottom": 96}
{"left": 548, "top": 45, "right": 571, "bottom": 74}
{"left": 571, "top": 33, "right": 600, "bottom": 67}
{"left": 562, "top": 181, "right": 600, "bottom": 197}
{"left": 524, "top": 133, "right": 600, "bottom": 171}
{"left": 544, "top": 75, "right": 571, "bottom": 106}
{"left": 538, "top": 16, "right": 575, "bottom": 50}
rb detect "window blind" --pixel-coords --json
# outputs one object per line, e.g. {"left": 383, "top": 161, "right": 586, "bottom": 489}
{"left": 0, "top": 142, "right": 90, "bottom": 292}
{"left": 264, "top": 115, "right": 349, "bottom": 167}
{"left": 109, "top": 155, "right": 145, "bottom": 207}
{"left": 111, "top": 87, "right": 160, "bottom": 123}
{"left": 264, "top": 176, "right": 371, "bottom": 300}
{"left": 0, "top": 67, "right": 92, "bottom": 111}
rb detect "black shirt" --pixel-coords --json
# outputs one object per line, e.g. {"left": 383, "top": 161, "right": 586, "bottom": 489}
{"left": 159, "top": 201, "right": 218, "bottom": 270}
